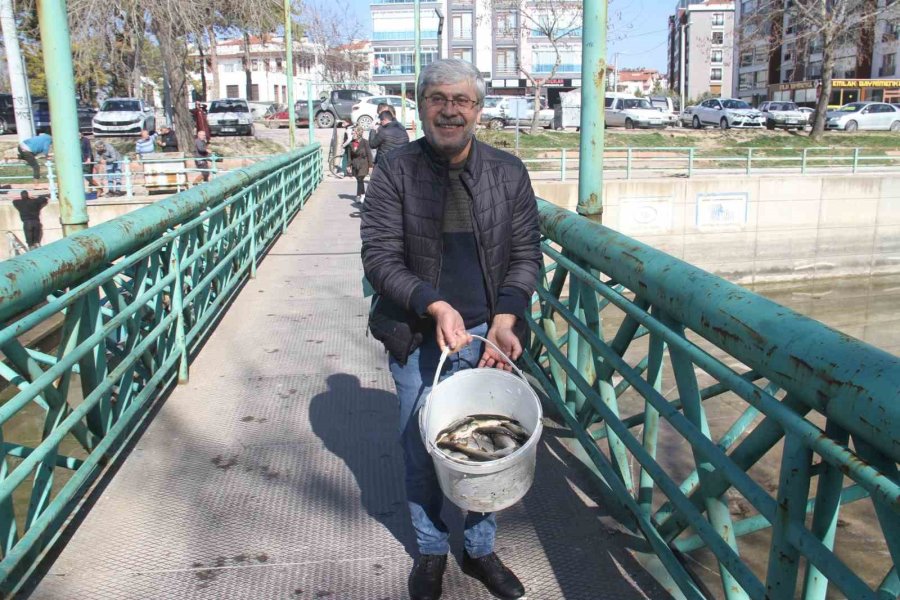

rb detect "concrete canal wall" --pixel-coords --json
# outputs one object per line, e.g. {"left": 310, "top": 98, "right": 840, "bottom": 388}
{"left": 534, "top": 173, "right": 900, "bottom": 285}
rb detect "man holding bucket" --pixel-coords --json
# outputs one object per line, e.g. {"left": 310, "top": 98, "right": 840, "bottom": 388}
{"left": 360, "top": 59, "right": 541, "bottom": 600}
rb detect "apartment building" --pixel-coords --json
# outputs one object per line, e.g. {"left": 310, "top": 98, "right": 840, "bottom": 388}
{"left": 667, "top": 0, "right": 736, "bottom": 104}
{"left": 734, "top": 0, "right": 899, "bottom": 107}
{"left": 190, "top": 36, "right": 371, "bottom": 105}
{"left": 369, "top": 0, "right": 582, "bottom": 104}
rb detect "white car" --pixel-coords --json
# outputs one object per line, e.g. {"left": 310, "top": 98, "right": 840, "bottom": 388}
{"left": 798, "top": 107, "right": 815, "bottom": 124}
{"left": 92, "top": 98, "right": 156, "bottom": 136}
{"left": 679, "top": 106, "right": 697, "bottom": 127}
{"left": 207, "top": 99, "right": 254, "bottom": 136}
{"left": 825, "top": 102, "right": 900, "bottom": 132}
{"left": 758, "top": 101, "right": 806, "bottom": 130}
{"left": 482, "top": 97, "right": 554, "bottom": 129}
{"left": 351, "top": 95, "right": 416, "bottom": 129}
{"left": 692, "top": 98, "right": 765, "bottom": 129}
{"left": 605, "top": 95, "right": 668, "bottom": 129}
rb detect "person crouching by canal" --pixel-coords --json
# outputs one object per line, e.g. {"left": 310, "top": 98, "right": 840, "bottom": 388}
{"left": 13, "top": 190, "right": 48, "bottom": 250}
{"left": 18, "top": 133, "right": 52, "bottom": 181}
{"left": 348, "top": 126, "right": 372, "bottom": 203}
{"left": 360, "top": 59, "right": 541, "bottom": 600}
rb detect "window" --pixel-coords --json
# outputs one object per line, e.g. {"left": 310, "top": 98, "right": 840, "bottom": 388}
{"left": 226, "top": 85, "right": 240, "bottom": 98}
{"left": 451, "top": 48, "right": 473, "bottom": 62}
{"left": 276, "top": 59, "right": 283, "bottom": 72}
{"left": 274, "top": 85, "right": 279, "bottom": 103}
{"left": 739, "top": 73, "right": 752, "bottom": 90}
{"left": 222, "top": 61, "right": 240, "bottom": 73}
{"left": 496, "top": 12, "right": 517, "bottom": 36}
{"left": 740, "top": 0, "right": 756, "bottom": 13}
{"left": 740, "top": 51, "right": 753, "bottom": 67}
{"left": 712, "top": 31, "right": 724, "bottom": 45}
{"left": 711, "top": 50, "right": 723, "bottom": 63}
{"left": 884, "top": 22, "right": 900, "bottom": 42}
{"left": 373, "top": 46, "right": 439, "bottom": 74}
{"left": 712, "top": 13, "right": 725, "bottom": 26}
{"left": 753, "top": 46, "right": 768, "bottom": 63}
{"left": 806, "top": 61, "right": 822, "bottom": 78}
{"left": 249, "top": 84, "right": 259, "bottom": 101}
{"left": 711, "top": 67, "right": 723, "bottom": 81}
{"left": 496, "top": 48, "right": 518, "bottom": 74}
{"left": 451, "top": 12, "right": 473, "bottom": 39}
{"left": 785, "top": 69, "right": 794, "bottom": 81}
{"left": 251, "top": 59, "right": 261, "bottom": 71}
{"left": 754, "top": 70, "right": 768, "bottom": 86}
{"left": 783, "top": 43, "right": 794, "bottom": 62}
{"left": 882, "top": 52, "right": 898, "bottom": 76}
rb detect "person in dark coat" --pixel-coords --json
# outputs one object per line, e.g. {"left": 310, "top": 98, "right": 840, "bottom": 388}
{"left": 79, "top": 132, "right": 98, "bottom": 191}
{"left": 12, "top": 190, "right": 48, "bottom": 249}
{"left": 348, "top": 127, "right": 373, "bottom": 202}
{"left": 360, "top": 59, "right": 540, "bottom": 600}
{"left": 368, "top": 110, "right": 410, "bottom": 165}
{"left": 157, "top": 125, "right": 179, "bottom": 152}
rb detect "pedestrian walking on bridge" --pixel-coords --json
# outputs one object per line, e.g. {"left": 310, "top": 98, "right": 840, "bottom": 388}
{"left": 12, "top": 190, "right": 48, "bottom": 250}
{"left": 348, "top": 127, "right": 373, "bottom": 203}
{"left": 369, "top": 110, "right": 410, "bottom": 165}
{"left": 361, "top": 58, "right": 541, "bottom": 600}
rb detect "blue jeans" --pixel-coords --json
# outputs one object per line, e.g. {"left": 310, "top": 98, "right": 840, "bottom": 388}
{"left": 106, "top": 162, "right": 122, "bottom": 193}
{"left": 389, "top": 322, "right": 496, "bottom": 558}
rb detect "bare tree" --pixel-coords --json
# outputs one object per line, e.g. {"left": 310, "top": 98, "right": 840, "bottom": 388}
{"left": 301, "top": 1, "right": 365, "bottom": 86}
{"left": 738, "top": 0, "right": 899, "bottom": 139}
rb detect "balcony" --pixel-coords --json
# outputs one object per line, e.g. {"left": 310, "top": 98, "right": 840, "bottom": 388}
{"left": 880, "top": 64, "right": 897, "bottom": 76}
{"left": 372, "top": 30, "right": 438, "bottom": 40}
{"left": 532, "top": 63, "right": 581, "bottom": 73}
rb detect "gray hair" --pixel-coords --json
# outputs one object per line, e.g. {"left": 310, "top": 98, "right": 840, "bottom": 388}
{"left": 416, "top": 59, "right": 486, "bottom": 107}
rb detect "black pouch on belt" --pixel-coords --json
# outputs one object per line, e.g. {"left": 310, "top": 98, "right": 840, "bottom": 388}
{"left": 367, "top": 294, "right": 425, "bottom": 366}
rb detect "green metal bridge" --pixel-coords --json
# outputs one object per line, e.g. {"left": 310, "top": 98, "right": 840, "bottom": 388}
{"left": 0, "top": 144, "right": 896, "bottom": 599}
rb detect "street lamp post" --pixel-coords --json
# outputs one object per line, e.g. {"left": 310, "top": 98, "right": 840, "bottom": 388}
{"left": 285, "top": 0, "right": 296, "bottom": 150}
{"left": 577, "top": 0, "right": 607, "bottom": 220}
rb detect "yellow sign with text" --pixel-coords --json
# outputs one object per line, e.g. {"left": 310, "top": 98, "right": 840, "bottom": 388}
{"left": 831, "top": 79, "right": 900, "bottom": 89}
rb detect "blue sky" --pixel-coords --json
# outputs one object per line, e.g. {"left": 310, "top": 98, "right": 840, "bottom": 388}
{"left": 336, "top": 0, "right": 672, "bottom": 73}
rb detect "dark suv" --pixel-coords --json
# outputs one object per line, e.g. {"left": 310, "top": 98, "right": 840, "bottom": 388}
{"left": 32, "top": 98, "right": 96, "bottom": 133}
{"left": 315, "top": 89, "right": 373, "bottom": 128}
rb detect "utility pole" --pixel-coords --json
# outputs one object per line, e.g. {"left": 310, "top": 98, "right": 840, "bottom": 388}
{"left": 284, "top": 0, "right": 296, "bottom": 150}
{"left": 413, "top": 0, "right": 421, "bottom": 137}
{"left": 680, "top": 21, "right": 687, "bottom": 114}
{"left": 0, "top": 0, "right": 34, "bottom": 139}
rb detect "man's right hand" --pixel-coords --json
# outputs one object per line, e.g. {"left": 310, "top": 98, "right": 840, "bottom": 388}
{"left": 426, "top": 301, "right": 471, "bottom": 353}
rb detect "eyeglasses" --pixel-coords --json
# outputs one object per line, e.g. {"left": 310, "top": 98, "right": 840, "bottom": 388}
{"left": 424, "top": 95, "right": 480, "bottom": 111}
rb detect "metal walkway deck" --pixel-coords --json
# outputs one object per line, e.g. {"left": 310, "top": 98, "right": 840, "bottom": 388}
{"left": 27, "top": 180, "right": 669, "bottom": 600}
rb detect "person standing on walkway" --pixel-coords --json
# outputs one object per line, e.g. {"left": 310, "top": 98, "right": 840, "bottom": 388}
{"left": 194, "top": 130, "right": 212, "bottom": 185}
{"left": 360, "top": 59, "right": 540, "bottom": 600}
{"left": 94, "top": 141, "right": 124, "bottom": 197}
{"left": 369, "top": 110, "right": 410, "bottom": 166}
{"left": 348, "top": 127, "right": 373, "bottom": 203}
{"left": 12, "top": 190, "right": 48, "bottom": 249}
{"left": 18, "top": 133, "right": 52, "bottom": 180}
{"left": 80, "top": 132, "right": 98, "bottom": 192}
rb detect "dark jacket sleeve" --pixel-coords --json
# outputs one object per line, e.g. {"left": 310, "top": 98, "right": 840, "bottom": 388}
{"left": 360, "top": 155, "right": 432, "bottom": 311}
{"left": 364, "top": 139, "right": 374, "bottom": 169}
{"left": 369, "top": 128, "right": 382, "bottom": 150}
{"left": 495, "top": 164, "right": 541, "bottom": 316}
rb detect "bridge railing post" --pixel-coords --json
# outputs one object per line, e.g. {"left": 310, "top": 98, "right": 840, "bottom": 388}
{"left": 171, "top": 237, "right": 189, "bottom": 384}
{"left": 249, "top": 190, "right": 258, "bottom": 279}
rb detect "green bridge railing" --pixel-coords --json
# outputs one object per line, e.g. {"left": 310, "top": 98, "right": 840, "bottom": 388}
{"left": 525, "top": 199, "right": 899, "bottom": 600}
{"left": 0, "top": 144, "right": 322, "bottom": 592}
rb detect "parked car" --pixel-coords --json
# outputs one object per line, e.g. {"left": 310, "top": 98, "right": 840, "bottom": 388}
{"left": 481, "top": 96, "right": 553, "bottom": 129}
{"left": 316, "top": 89, "right": 374, "bottom": 128}
{"left": 351, "top": 95, "right": 417, "bottom": 129}
{"left": 679, "top": 105, "right": 697, "bottom": 127}
{"left": 480, "top": 95, "right": 508, "bottom": 129}
{"left": 798, "top": 106, "right": 815, "bottom": 124}
{"left": 93, "top": 97, "right": 156, "bottom": 136}
{"left": 758, "top": 101, "right": 806, "bottom": 130}
{"left": 825, "top": 102, "right": 900, "bottom": 132}
{"left": 0, "top": 94, "right": 16, "bottom": 135}
{"left": 605, "top": 94, "right": 668, "bottom": 129}
{"left": 207, "top": 98, "right": 254, "bottom": 136}
{"left": 691, "top": 98, "right": 765, "bottom": 129}
{"left": 648, "top": 96, "right": 679, "bottom": 127}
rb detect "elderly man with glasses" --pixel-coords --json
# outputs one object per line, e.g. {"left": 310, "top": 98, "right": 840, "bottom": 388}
{"left": 360, "top": 59, "right": 540, "bottom": 600}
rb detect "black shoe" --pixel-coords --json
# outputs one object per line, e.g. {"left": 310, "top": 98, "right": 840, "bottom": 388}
{"left": 461, "top": 551, "right": 525, "bottom": 599}
{"left": 408, "top": 554, "right": 447, "bottom": 600}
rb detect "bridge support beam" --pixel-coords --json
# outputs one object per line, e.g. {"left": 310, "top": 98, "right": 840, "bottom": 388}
{"left": 577, "top": 0, "right": 606, "bottom": 221}
{"left": 37, "top": 0, "right": 88, "bottom": 235}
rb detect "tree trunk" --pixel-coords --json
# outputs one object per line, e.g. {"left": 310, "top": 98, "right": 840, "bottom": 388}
{"left": 208, "top": 26, "right": 220, "bottom": 101}
{"left": 198, "top": 38, "right": 208, "bottom": 101}
{"left": 154, "top": 21, "right": 197, "bottom": 156}
{"left": 131, "top": 32, "right": 143, "bottom": 99}
{"left": 243, "top": 31, "right": 253, "bottom": 101}
{"left": 530, "top": 83, "right": 542, "bottom": 135}
{"left": 810, "top": 29, "right": 835, "bottom": 141}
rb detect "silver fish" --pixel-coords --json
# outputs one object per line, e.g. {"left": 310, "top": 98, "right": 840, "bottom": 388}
{"left": 436, "top": 414, "right": 530, "bottom": 462}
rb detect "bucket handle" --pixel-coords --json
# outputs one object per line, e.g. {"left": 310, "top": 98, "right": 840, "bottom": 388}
{"left": 430, "top": 334, "right": 528, "bottom": 391}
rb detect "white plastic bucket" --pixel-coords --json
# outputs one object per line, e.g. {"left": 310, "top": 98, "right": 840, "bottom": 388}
{"left": 419, "top": 335, "right": 543, "bottom": 513}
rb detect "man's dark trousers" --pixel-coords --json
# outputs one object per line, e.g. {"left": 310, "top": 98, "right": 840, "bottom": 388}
{"left": 18, "top": 148, "right": 39, "bottom": 179}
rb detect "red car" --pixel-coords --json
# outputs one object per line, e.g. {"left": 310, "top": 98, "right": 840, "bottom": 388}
{"left": 263, "top": 103, "right": 310, "bottom": 128}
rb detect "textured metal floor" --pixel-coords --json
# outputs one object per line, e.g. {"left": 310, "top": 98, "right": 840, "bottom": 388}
{"left": 28, "top": 180, "right": 670, "bottom": 600}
